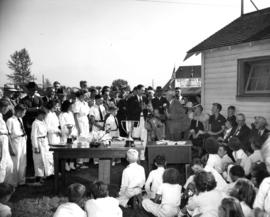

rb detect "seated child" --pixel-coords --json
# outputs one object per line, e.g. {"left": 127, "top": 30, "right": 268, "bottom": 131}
{"left": 145, "top": 155, "right": 166, "bottom": 199}
{"left": 249, "top": 134, "right": 263, "bottom": 164}
{"left": 218, "top": 197, "right": 245, "bottom": 217}
{"left": 0, "top": 183, "right": 14, "bottom": 217}
{"left": 31, "top": 109, "right": 54, "bottom": 183}
{"left": 85, "top": 181, "right": 122, "bottom": 217}
{"left": 218, "top": 144, "right": 233, "bottom": 173}
{"left": 53, "top": 183, "right": 86, "bottom": 217}
{"left": 117, "top": 149, "right": 145, "bottom": 207}
{"left": 142, "top": 168, "right": 181, "bottom": 217}
{"left": 226, "top": 165, "right": 245, "bottom": 193}
{"left": 204, "top": 137, "right": 222, "bottom": 174}
{"left": 145, "top": 108, "right": 165, "bottom": 141}
{"left": 250, "top": 162, "right": 269, "bottom": 188}
{"left": 228, "top": 136, "right": 251, "bottom": 176}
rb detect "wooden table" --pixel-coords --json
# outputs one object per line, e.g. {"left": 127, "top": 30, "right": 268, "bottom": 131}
{"left": 146, "top": 141, "right": 192, "bottom": 179}
{"left": 50, "top": 144, "right": 144, "bottom": 193}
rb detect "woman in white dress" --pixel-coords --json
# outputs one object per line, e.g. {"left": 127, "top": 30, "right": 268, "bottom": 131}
{"left": 59, "top": 100, "right": 77, "bottom": 171}
{"left": 31, "top": 109, "right": 54, "bottom": 182}
{"left": 45, "top": 100, "right": 61, "bottom": 145}
{"left": 0, "top": 99, "right": 13, "bottom": 185}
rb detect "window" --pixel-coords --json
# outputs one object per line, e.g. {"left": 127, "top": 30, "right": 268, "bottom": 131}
{"left": 237, "top": 56, "right": 270, "bottom": 97}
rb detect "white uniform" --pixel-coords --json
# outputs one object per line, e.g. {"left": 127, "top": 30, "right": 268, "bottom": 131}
{"left": 232, "top": 149, "right": 252, "bottom": 175}
{"left": 89, "top": 104, "right": 106, "bottom": 132}
{"left": 59, "top": 111, "right": 78, "bottom": 143}
{"left": 53, "top": 202, "right": 86, "bottom": 217}
{"left": 45, "top": 111, "right": 61, "bottom": 145}
{"left": 145, "top": 167, "right": 165, "bottom": 199}
{"left": 142, "top": 183, "right": 181, "bottom": 217}
{"left": 105, "top": 114, "right": 119, "bottom": 138}
{"left": 0, "top": 113, "right": 13, "bottom": 184}
{"left": 118, "top": 162, "right": 146, "bottom": 207}
{"left": 72, "top": 100, "right": 90, "bottom": 137}
{"left": 85, "top": 197, "right": 122, "bottom": 217}
{"left": 31, "top": 119, "right": 54, "bottom": 177}
{"left": 206, "top": 154, "right": 222, "bottom": 174}
{"left": 6, "top": 116, "right": 27, "bottom": 186}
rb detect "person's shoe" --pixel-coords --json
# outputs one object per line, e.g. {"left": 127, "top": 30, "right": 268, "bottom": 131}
{"left": 65, "top": 163, "right": 71, "bottom": 172}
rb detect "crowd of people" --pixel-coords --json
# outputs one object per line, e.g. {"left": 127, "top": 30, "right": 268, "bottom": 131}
{"left": 0, "top": 80, "right": 270, "bottom": 217}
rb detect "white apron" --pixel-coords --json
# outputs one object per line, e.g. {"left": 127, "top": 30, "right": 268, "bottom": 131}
{"left": 45, "top": 111, "right": 61, "bottom": 145}
{"left": 73, "top": 100, "right": 90, "bottom": 137}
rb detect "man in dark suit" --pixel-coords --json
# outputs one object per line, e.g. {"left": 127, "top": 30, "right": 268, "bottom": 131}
{"left": 233, "top": 113, "right": 251, "bottom": 153}
{"left": 20, "top": 82, "right": 44, "bottom": 176}
{"left": 126, "top": 84, "right": 145, "bottom": 121}
{"left": 117, "top": 87, "right": 130, "bottom": 137}
{"left": 252, "top": 116, "right": 269, "bottom": 143}
{"left": 151, "top": 86, "right": 169, "bottom": 121}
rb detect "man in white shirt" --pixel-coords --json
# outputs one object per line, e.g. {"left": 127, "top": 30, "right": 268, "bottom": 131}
{"left": 89, "top": 95, "right": 106, "bottom": 132}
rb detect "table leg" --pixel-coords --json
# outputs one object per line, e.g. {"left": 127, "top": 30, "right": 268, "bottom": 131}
{"left": 61, "top": 160, "right": 66, "bottom": 188}
{"left": 53, "top": 152, "right": 59, "bottom": 193}
{"left": 98, "top": 159, "right": 111, "bottom": 184}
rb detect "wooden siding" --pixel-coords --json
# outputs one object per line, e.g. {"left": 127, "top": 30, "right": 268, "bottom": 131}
{"left": 202, "top": 40, "right": 270, "bottom": 126}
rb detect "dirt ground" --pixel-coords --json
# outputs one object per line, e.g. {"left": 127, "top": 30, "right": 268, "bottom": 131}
{"left": 8, "top": 160, "right": 185, "bottom": 217}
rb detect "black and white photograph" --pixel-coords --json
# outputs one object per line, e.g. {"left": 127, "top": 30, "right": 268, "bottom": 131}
{"left": 0, "top": 0, "right": 270, "bottom": 217}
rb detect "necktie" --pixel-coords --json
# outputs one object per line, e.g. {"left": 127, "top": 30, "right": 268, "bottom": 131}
{"left": 18, "top": 117, "right": 26, "bottom": 135}
{"left": 98, "top": 106, "right": 103, "bottom": 121}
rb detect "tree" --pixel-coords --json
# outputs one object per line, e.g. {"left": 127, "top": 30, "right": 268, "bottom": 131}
{"left": 7, "top": 48, "right": 35, "bottom": 85}
{"left": 111, "top": 79, "right": 130, "bottom": 91}
{"left": 44, "top": 78, "right": 52, "bottom": 89}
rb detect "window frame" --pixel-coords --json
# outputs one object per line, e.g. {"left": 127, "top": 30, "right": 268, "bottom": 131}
{"left": 237, "top": 56, "right": 270, "bottom": 97}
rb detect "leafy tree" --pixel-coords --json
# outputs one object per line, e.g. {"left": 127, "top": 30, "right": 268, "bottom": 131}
{"left": 111, "top": 79, "right": 130, "bottom": 91}
{"left": 7, "top": 48, "right": 35, "bottom": 85}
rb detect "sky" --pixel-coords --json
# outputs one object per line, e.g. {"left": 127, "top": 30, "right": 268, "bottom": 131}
{"left": 0, "top": 0, "right": 270, "bottom": 88}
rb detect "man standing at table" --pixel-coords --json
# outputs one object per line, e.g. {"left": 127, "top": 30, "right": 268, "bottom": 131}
{"left": 20, "top": 82, "right": 43, "bottom": 176}
{"left": 165, "top": 88, "right": 189, "bottom": 141}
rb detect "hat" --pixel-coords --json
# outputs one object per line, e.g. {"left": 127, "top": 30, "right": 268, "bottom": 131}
{"left": 108, "top": 105, "right": 118, "bottom": 112}
{"left": 127, "top": 149, "right": 139, "bottom": 162}
{"left": 26, "top": 82, "right": 38, "bottom": 90}
{"left": 156, "top": 86, "right": 163, "bottom": 92}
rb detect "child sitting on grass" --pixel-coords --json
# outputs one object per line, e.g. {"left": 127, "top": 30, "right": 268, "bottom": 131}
{"left": 0, "top": 183, "right": 14, "bottom": 217}
{"left": 204, "top": 137, "right": 222, "bottom": 174}
{"left": 85, "top": 181, "right": 122, "bottom": 217}
{"left": 217, "top": 144, "right": 233, "bottom": 173}
{"left": 53, "top": 183, "right": 86, "bottom": 217}
{"left": 145, "top": 155, "right": 166, "bottom": 199}
{"left": 228, "top": 136, "right": 251, "bottom": 176}
{"left": 117, "top": 149, "right": 146, "bottom": 207}
{"left": 142, "top": 168, "right": 181, "bottom": 217}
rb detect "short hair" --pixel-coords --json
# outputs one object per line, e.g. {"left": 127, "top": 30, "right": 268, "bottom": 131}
{"left": 75, "top": 90, "right": 87, "bottom": 98}
{"left": 153, "top": 155, "right": 166, "bottom": 166}
{"left": 194, "top": 104, "right": 203, "bottom": 112}
{"left": 228, "top": 136, "right": 242, "bottom": 151}
{"left": 237, "top": 113, "right": 246, "bottom": 121}
{"left": 108, "top": 105, "right": 118, "bottom": 112}
{"left": 191, "top": 158, "right": 202, "bottom": 167}
{"left": 45, "top": 100, "right": 60, "bottom": 110}
{"left": 228, "top": 105, "right": 236, "bottom": 111}
{"left": 136, "top": 84, "right": 144, "bottom": 90}
{"left": 101, "top": 86, "right": 110, "bottom": 95}
{"left": 36, "top": 108, "right": 46, "bottom": 116}
{"left": 53, "top": 81, "right": 60, "bottom": 85}
{"left": 126, "top": 149, "right": 139, "bottom": 162}
{"left": 194, "top": 171, "right": 217, "bottom": 193}
{"left": 251, "top": 162, "right": 269, "bottom": 187}
{"left": 95, "top": 94, "right": 102, "bottom": 100}
{"left": 0, "top": 183, "right": 14, "bottom": 200}
{"left": 61, "top": 100, "right": 72, "bottom": 113}
{"left": 0, "top": 99, "right": 10, "bottom": 108}
{"left": 220, "top": 197, "right": 245, "bottom": 217}
{"left": 14, "top": 104, "right": 26, "bottom": 112}
{"left": 249, "top": 132, "right": 265, "bottom": 150}
{"left": 229, "top": 165, "right": 245, "bottom": 178}
{"left": 204, "top": 137, "right": 219, "bottom": 154}
{"left": 67, "top": 183, "right": 86, "bottom": 203}
{"left": 91, "top": 181, "right": 109, "bottom": 199}
{"left": 230, "top": 178, "right": 256, "bottom": 208}
{"left": 219, "top": 144, "right": 229, "bottom": 153}
{"left": 163, "top": 168, "right": 180, "bottom": 184}
{"left": 212, "top": 103, "right": 222, "bottom": 111}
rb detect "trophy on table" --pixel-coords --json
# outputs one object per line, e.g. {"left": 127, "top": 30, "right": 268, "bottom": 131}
{"left": 66, "top": 124, "right": 74, "bottom": 144}
{"left": 121, "top": 120, "right": 140, "bottom": 147}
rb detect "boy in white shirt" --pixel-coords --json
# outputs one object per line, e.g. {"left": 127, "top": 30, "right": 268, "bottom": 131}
{"left": 218, "top": 144, "right": 233, "bottom": 173}
{"left": 104, "top": 105, "right": 119, "bottom": 138}
{"left": 117, "top": 149, "right": 146, "bottom": 207}
{"left": 54, "top": 183, "right": 86, "bottom": 217}
{"left": 0, "top": 183, "right": 14, "bottom": 217}
{"left": 145, "top": 155, "right": 166, "bottom": 199}
{"left": 142, "top": 168, "right": 181, "bottom": 217}
{"left": 248, "top": 134, "right": 263, "bottom": 164}
{"left": 228, "top": 136, "right": 251, "bottom": 176}
{"left": 6, "top": 104, "right": 27, "bottom": 186}
{"left": 204, "top": 137, "right": 222, "bottom": 173}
